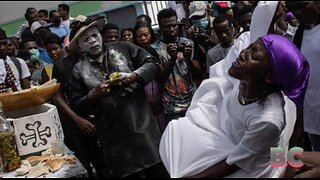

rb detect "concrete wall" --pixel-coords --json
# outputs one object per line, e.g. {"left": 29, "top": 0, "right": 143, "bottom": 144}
{"left": 0, "top": 1, "right": 78, "bottom": 24}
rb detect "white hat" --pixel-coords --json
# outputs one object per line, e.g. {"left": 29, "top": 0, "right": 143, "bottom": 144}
{"left": 30, "top": 21, "right": 52, "bottom": 34}
{"left": 189, "top": 1, "right": 207, "bottom": 18}
{"left": 69, "top": 15, "right": 106, "bottom": 50}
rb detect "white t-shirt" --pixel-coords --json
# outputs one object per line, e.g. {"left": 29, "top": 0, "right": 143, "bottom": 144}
{"left": 0, "top": 56, "right": 31, "bottom": 90}
{"left": 61, "top": 17, "right": 74, "bottom": 32}
{"left": 302, "top": 24, "right": 320, "bottom": 135}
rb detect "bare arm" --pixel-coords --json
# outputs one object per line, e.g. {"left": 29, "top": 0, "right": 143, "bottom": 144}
{"left": 21, "top": 78, "right": 30, "bottom": 89}
{"left": 52, "top": 91, "right": 95, "bottom": 135}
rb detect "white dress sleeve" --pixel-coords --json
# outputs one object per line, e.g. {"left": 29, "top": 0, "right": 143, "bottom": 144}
{"left": 226, "top": 119, "right": 282, "bottom": 171}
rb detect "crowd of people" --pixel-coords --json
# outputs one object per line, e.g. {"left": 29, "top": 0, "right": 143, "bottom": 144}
{"left": 0, "top": 1, "right": 319, "bottom": 178}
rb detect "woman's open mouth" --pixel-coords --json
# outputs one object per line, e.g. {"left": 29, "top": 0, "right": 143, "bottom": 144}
{"left": 232, "top": 57, "right": 243, "bottom": 68}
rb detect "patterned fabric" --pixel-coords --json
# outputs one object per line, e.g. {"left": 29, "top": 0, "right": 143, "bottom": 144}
{"left": 144, "top": 79, "right": 166, "bottom": 132}
{"left": 14, "top": 21, "right": 29, "bottom": 39}
{"left": 151, "top": 37, "right": 197, "bottom": 117}
{"left": 0, "top": 59, "right": 16, "bottom": 93}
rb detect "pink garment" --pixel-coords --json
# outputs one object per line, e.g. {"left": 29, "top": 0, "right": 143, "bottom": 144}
{"left": 63, "top": 35, "right": 70, "bottom": 57}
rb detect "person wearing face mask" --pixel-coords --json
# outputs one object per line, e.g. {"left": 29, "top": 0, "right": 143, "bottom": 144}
{"left": 187, "top": 1, "right": 219, "bottom": 82}
{"left": 18, "top": 38, "right": 46, "bottom": 86}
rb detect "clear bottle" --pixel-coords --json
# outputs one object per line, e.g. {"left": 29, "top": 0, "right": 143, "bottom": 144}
{"left": 0, "top": 102, "right": 21, "bottom": 172}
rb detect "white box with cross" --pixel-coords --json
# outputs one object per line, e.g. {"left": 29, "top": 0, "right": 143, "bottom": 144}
{"left": 6, "top": 103, "right": 64, "bottom": 156}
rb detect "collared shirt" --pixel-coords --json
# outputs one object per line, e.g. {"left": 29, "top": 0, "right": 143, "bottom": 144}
{"left": 61, "top": 17, "right": 74, "bottom": 33}
{"left": 50, "top": 24, "right": 70, "bottom": 38}
{"left": 0, "top": 56, "right": 31, "bottom": 90}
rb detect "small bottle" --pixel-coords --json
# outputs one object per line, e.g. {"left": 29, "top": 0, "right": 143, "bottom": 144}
{"left": 0, "top": 102, "right": 21, "bottom": 172}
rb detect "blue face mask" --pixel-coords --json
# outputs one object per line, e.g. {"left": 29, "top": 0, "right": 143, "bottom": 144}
{"left": 193, "top": 17, "right": 209, "bottom": 29}
{"left": 29, "top": 49, "right": 40, "bottom": 62}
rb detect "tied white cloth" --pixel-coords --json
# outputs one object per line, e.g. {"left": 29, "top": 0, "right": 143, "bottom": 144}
{"left": 160, "top": 78, "right": 235, "bottom": 177}
{"left": 159, "top": 1, "right": 298, "bottom": 178}
{"left": 159, "top": 76, "right": 296, "bottom": 178}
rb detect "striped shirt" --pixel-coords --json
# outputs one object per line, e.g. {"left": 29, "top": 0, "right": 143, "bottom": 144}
{"left": 15, "top": 21, "right": 29, "bottom": 39}
{"left": 0, "top": 59, "right": 16, "bottom": 93}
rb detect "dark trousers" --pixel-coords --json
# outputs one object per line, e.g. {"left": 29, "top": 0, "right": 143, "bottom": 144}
{"left": 64, "top": 130, "right": 107, "bottom": 178}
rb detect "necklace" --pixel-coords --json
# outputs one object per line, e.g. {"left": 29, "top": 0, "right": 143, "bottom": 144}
{"left": 238, "top": 93, "right": 259, "bottom": 106}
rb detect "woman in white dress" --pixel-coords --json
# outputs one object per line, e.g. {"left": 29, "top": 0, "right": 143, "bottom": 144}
{"left": 159, "top": 34, "right": 310, "bottom": 178}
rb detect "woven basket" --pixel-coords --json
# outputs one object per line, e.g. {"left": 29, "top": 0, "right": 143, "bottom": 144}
{"left": 0, "top": 83, "right": 60, "bottom": 112}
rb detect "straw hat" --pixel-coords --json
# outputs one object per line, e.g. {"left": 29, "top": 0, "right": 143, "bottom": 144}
{"left": 69, "top": 15, "right": 106, "bottom": 49}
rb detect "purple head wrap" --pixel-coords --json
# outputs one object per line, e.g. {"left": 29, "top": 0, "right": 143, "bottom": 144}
{"left": 284, "top": 12, "right": 295, "bottom": 22}
{"left": 259, "top": 34, "right": 310, "bottom": 107}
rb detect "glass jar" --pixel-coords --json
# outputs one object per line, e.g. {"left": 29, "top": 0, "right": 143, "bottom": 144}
{"left": 0, "top": 102, "right": 21, "bottom": 172}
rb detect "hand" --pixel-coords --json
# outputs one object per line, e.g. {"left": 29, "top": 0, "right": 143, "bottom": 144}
{"left": 197, "top": 33, "right": 212, "bottom": 45}
{"left": 183, "top": 43, "right": 193, "bottom": 61}
{"left": 75, "top": 116, "right": 96, "bottom": 135}
{"left": 187, "top": 25, "right": 199, "bottom": 38}
{"left": 167, "top": 43, "right": 178, "bottom": 60}
{"left": 293, "top": 152, "right": 320, "bottom": 178}
{"left": 89, "top": 80, "right": 111, "bottom": 99}
{"left": 148, "top": 96, "right": 163, "bottom": 114}
{"left": 110, "top": 72, "right": 138, "bottom": 87}
{"left": 281, "top": 165, "right": 301, "bottom": 178}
